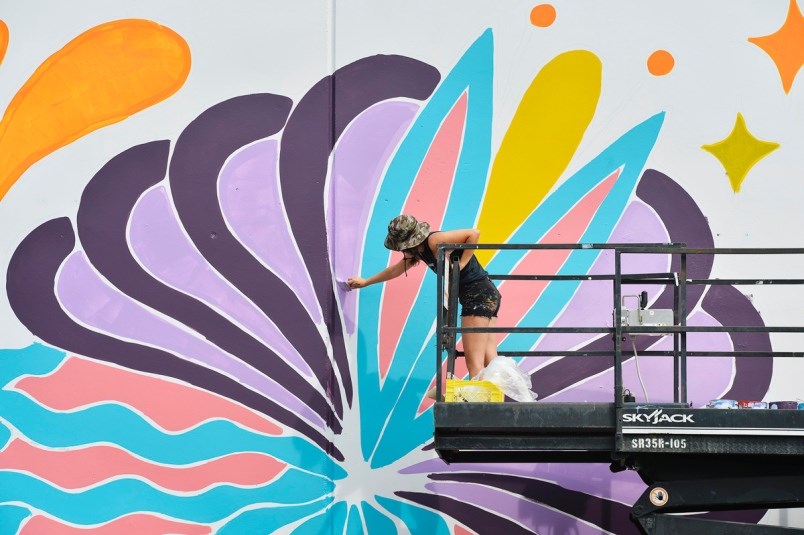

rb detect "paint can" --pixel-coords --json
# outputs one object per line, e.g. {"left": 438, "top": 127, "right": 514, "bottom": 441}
{"left": 768, "top": 401, "right": 798, "bottom": 410}
{"left": 707, "top": 399, "right": 738, "bottom": 409}
{"left": 738, "top": 400, "right": 768, "bottom": 409}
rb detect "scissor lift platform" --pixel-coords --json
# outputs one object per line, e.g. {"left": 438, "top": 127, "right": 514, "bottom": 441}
{"left": 435, "top": 402, "right": 804, "bottom": 464}
{"left": 431, "top": 244, "right": 804, "bottom": 534}
{"left": 435, "top": 402, "right": 804, "bottom": 534}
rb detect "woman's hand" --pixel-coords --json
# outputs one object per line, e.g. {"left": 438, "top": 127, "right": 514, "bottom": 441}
{"left": 347, "top": 257, "right": 411, "bottom": 290}
{"left": 347, "top": 276, "right": 368, "bottom": 289}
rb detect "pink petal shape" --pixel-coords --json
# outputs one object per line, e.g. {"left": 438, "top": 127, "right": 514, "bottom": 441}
{"left": 0, "top": 438, "right": 286, "bottom": 492}
{"left": 495, "top": 169, "right": 620, "bottom": 341}
{"left": 20, "top": 514, "right": 210, "bottom": 535}
{"left": 417, "top": 169, "right": 621, "bottom": 412}
{"left": 379, "top": 93, "right": 468, "bottom": 381}
{"left": 14, "top": 356, "right": 282, "bottom": 435}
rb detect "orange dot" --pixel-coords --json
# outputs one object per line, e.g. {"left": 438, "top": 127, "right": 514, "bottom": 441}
{"left": 647, "top": 50, "right": 675, "bottom": 76}
{"left": 530, "top": 4, "right": 557, "bottom": 27}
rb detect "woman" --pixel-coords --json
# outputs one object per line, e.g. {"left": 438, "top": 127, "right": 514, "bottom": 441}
{"left": 347, "top": 215, "right": 501, "bottom": 380}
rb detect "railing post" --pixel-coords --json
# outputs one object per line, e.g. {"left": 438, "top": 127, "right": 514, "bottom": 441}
{"left": 436, "top": 244, "right": 445, "bottom": 401}
{"left": 673, "top": 268, "right": 680, "bottom": 403}
{"left": 679, "top": 252, "right": 688, "bottom": 404}
{"left": 614, "top": 248, "right": 624, "bottom": 451}
{"left": 448, "top": 256, "right": 460, "bottom": 376}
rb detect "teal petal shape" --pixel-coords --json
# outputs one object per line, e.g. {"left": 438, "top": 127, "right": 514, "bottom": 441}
{"left": 358, "top": 29, "right": 494, "bottom": 464}
{"left": 0, "top": 388, "right": 345, "bottom": 479}
{"left": 218, "top": 498, "right": 332, "bottom": 535}
{"left": 0, "top": 344, "right": 65, "bottom": 387}
{"left": 0, "top": 421, "right": 9, "bottom": 450}
{"left": 362, "top": 501, "right": 398, "bottom": 533}
{"left": 0, "top": 505, "right": 31, "bottom": 534}
{"left": 292, "top": 502, "right": 347, "bottom": 534}
{"left": 369, "top": 112, "right": 664, "bottom": 467}
{"left": 491, "top": 112, "right": 664, "bottom": 352}
{"left": 0, "top": 469, "right": 329, "bottom": 525}
{"left": 346, "top": 504, "right": 364, "bottom": 534}
{"left": 376, "top": 496, "right": 451, "bottom": 535}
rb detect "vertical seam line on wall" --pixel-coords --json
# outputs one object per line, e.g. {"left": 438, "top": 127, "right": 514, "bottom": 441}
{"left": 327, "top": 0, "right": 338, "bottom": 524}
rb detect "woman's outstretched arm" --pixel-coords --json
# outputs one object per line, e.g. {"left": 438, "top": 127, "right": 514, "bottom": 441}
{"left": 347, "top": 257, "right": 413, "bottom": 289}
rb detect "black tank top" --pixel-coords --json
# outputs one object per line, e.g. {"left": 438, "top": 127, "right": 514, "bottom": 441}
{"left": 419, "top": 232, "right": 488, "bottom": 287}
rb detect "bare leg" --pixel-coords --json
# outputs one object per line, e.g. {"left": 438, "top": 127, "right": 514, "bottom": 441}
{"left": 461, "top": 315, "right": 491, "bottom": 378}
{"left": 484, "top": 316, "right": 499, "bottom": 367}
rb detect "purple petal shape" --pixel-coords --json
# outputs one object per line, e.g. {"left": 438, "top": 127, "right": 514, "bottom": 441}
{"left": 76, "top": 140, "right": 338, "bottom": 430}
{"left": 636, "top": 169, "right": 714, "bottom": 310}
{"left": 328, "top": 101, "right": 420, "bottom": 333}
{"left": 533, "top": 169, "right": 717, "bottom": 398}
{"left": 7, "top": 218, "right": 342, "bottom": 459}
{"left": 130, "top": 185, "right": 313, "bottom": 379}
{"left": 57, "top": 251, "right": 325, "bottom": 428}
{"left": 280, "top": 56, "right": 441, "bottom": 408}
{"left": 530, "top": 202, "right": 668, "bottom": 396}
{"left": 403, "top": 459, "right": 646, "bottom": 510}
{"left": 395, "top": 491, "right": 534, "bottom": 534}
{"left": 545, "top": 310, "right": 734, "bottom": 404}
{"left": 280, "top": 56, "right": 439, "bottom": 302}
{"left": 218, "top": 140, "right": 322, "bottom": 325}
{"left": 703, "top": 285, "right": 773, "bottom": 400}
{"left": 427, "top": 479, "right": 633, "bottom": 535}
{"left": 167, "top": 94, "right": 346, "bottom": 418}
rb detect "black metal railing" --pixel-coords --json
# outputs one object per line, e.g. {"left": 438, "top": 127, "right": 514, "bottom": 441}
{"left": 435, "top": 243, "right": 804, "bottom": 451}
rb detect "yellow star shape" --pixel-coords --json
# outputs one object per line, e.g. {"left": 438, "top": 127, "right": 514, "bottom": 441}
{"left": 701, "top": 113, "right": 779, "bottom": 193}
{"left": 748, "top": 0, "right": 804, "bottom": 94}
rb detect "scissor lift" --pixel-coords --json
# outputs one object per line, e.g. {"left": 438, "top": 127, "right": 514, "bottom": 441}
{"left": 432, "top": 244, "right": 804, "bottom": 534}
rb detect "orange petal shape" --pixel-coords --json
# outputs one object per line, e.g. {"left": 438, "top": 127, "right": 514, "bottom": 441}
{"left": 0, "top": 19, "right": 8, "bottom": 65}
{"left": 0, "top": 19, "right": 191, "bottom": 200}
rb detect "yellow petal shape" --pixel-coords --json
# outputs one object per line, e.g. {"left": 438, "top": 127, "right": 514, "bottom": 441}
{"left": 0, "top": 19, "right": 8, "bottom": 65}
{"left": 476, "top": 50, "right": 601, "bottom": 265}
{"left": 0, "top": 19, "right": 191, "bottom": 200}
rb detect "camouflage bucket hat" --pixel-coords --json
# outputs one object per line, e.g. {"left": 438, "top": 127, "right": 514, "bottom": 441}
{"left": 384, "top": 215, "right": 430, "bottom": 251}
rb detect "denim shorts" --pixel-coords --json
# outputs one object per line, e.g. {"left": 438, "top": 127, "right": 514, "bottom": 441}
{"left": 459, "top": 277, "right": 501, "bottom": 318}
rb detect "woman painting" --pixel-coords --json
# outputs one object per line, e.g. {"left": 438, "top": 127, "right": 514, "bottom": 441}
{"left": 347, "top": 215, "right": 501, "bottom": 381}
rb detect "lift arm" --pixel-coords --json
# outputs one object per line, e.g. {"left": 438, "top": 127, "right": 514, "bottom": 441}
{"left": 632, "top": 474, "right": 804, "bottom": 534}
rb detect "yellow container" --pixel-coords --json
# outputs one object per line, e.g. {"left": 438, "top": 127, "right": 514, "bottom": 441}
{"left": 444, "top": 379, "right": 504, "bottom": 403}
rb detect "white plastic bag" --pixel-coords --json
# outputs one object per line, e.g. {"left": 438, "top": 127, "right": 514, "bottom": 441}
{"left": 476, "top": 356, "right": 537, "bottom": 402}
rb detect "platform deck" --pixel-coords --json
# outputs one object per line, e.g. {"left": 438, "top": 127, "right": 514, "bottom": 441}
{"left": 434, "top": 402, "right": 804, "bottom": 464}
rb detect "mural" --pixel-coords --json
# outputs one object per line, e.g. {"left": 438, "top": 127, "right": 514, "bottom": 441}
{"left": 0, "top": 2, "right": 801, "bottom": 534}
